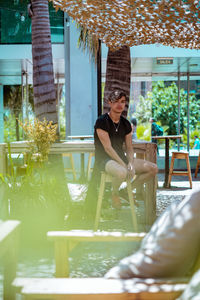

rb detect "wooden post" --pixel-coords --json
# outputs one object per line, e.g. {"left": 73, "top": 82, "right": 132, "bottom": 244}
{"left": 54, "top": 240, "right": 69, "bottom": 277}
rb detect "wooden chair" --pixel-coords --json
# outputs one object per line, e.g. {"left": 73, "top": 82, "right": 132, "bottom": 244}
{"left": 168, "top": 152, "right": 192, "bottom": 188}
{"left": 87, "top": 152, "right": 95, "bottom": 180}
{"left": 94, "top": 172, "right": 138, "bottom": 231}
{"left": 194, "top": 152, "right": 200, "bottom": 178}
{"left": 62, "top": 153, "right": 76, "bottom": 181}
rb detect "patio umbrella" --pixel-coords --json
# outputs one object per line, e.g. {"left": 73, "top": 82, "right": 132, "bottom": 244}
{"left": 51, "top": 0, "right": 200, "bottom": 50}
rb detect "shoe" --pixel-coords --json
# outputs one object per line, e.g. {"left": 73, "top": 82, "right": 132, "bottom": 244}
{"left": 119, "top": 188, "right": 128, "bottom": 200}
{"left": 119, "top": 188, "right": 139, "bottom": 207}
{"left": 112, "top": 194, "right": 121, "bottom": 209}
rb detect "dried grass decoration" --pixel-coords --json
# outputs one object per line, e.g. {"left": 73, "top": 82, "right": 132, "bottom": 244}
{"left": 51, "top": 0, "right": 200, "bottom": 50}
{"left": 19, "top": 118, "right": 58, "bottom": 163}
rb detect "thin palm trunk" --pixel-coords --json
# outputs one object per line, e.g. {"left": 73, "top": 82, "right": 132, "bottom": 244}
{"left": 103, "top": 46, "right": 131, "bottom": 117}
{"left": 31, "top": 0, "right": 57, "bottom": 124}
{"left": 15, "top": 112, "right": 19, "bottom": 141}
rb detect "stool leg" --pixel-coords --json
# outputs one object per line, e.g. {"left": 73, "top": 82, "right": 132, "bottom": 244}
{"left": 195, "top": 154, "right": 200, "bottom": 178}
{"left": 136, "top": 153, "right": 145, "bottom": 195}
{"left": 167, "top": 153, "right": 175, "bottom": 187}
{"left": 69, "top": 154, "right": 76, "bottom": 181}
{"left": 186, "top": 155, "right": 192, "bottom": 189}
{"left": 127, "top": 180, "right": 138, "bottom": 231}
{"left": 87, "top": 153, "right": 93, "bottom": 181}
{"left": 94, "top": 173, "right": 106, "bottom": 231}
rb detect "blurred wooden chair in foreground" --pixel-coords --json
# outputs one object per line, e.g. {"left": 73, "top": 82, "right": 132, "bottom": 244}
{"left": 0, "top": 220, "right": 20, "bottom": 300}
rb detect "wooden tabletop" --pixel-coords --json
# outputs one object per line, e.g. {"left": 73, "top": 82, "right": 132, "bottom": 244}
{"left": 67, "top": 135, "right": 93, "bottom": 140}
{"left": 2, "top": 140, "right": 157, "bottom": 155}
{"left": 152, "top": 135, "right": 182, "bottom": 140}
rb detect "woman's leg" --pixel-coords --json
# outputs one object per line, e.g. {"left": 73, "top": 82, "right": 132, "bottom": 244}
{"left": 105, "top": 160, "right": 127, "bottom": 208}
{"left": 132, "top": 158, "right": 158, "bottom": 189}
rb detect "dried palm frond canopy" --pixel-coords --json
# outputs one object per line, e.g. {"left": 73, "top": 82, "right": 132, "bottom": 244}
{"left": 51, "top": 0, "right": 200, "bottom": 50}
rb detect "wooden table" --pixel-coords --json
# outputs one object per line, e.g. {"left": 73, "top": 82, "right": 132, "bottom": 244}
{"left": 152, "top": 135, "right": 182, "bottom": 188}
{"left": 67, "top": 135, "right": 93, "bottom": 140}
{"left": 0, "top": 140, "right": 157, "bottom": 226}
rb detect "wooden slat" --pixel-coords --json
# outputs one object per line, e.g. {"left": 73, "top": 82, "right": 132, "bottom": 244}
{"left": 171, "top": 171, "right": 190, "bottom": 175}
{"left": 47, "top": 230, "right": 146, "bottom": 242}
{"left": 12, "top": 277, "right": 187, "bottom": 300}
{"left": 3, "top": 141, "right": 156, "bottom": 155}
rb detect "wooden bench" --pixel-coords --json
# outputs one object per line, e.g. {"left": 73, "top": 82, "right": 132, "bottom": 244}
{"left": 13, "top": 277, "right": 188, "bottom": 300}
{"left": 0, "top": 220, "right": 20, "bottom": 300}
{"left": 47, "top": 230, "right": 146, "bottom": 277}
{"left": 12, "top": 230, "right": 200, "bottom": 300}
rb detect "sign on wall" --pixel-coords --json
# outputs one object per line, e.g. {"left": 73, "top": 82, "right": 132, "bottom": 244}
{"left": 156, "top": 57, "right": 173, "bottom": 65}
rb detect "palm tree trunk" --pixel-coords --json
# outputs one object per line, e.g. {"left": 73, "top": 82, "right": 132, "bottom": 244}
{"left": 31, "top": 0, "right": 57, "bottom": 124}
{"left": 103, "top": 46, "right": 131, "bottom": 117}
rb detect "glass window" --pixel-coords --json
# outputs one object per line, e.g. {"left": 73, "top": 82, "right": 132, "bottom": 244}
{"left": 0, "top": 0, "right": 64, "bottom": 44}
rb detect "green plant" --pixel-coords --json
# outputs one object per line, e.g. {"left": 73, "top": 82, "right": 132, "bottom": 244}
{"left": 4, "top": 113, "right": 23, "bottom": 142}
{"left": 136, "top": 123, "right": 151, "bottom": 141}
{"left": 182, "top": 128, "right": 200, "bottom": 149}
{"left": 0, "top": 145, "right": 70, "bottom": 222}
{"left": 147, "top": 81, "right": 200, "bottom": 135}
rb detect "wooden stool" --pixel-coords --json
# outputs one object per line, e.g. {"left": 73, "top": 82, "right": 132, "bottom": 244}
{"left": 87, "top": 152, "right": 95, "bottom": 180}
{"left": 62, "top": 153, "right": 76, "bottom": 181}
{"left": 195, "top": 152, "right": 200, "bottom": 178}
{"left": 168, "top": 152, "right": 192, "bottom": 188}
{"left": 94, "top": 172, "right": 138, "bottom": 231}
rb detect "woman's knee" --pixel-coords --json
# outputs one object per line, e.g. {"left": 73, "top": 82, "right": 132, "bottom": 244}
{"left": 150, "top": 163, "right": 158, "bottom": 176}
{"left": 111, "top": 167, "right": 127, "bottom": 181}
{"left": 105, "top": 161, "right": 127, "bottom": 181}
{"left": 117, "top": 168, "right": 127, "bottom": 181}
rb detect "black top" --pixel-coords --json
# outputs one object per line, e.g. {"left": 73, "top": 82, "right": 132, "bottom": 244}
{"left": 94, "top": 113, "right": 132, "bottom": 170}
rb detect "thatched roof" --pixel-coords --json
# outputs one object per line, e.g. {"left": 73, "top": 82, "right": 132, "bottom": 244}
{"left": 51, "top": 0, "right": 200, "bottom": 50}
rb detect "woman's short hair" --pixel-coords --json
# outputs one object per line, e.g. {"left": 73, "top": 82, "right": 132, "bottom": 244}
{"left": 108, "top": 90, "right": 127, "bottom": 103}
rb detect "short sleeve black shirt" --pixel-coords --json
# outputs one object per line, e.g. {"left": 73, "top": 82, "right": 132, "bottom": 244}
{"left": 94, "top": 113, "right": 132, "bottom": 170}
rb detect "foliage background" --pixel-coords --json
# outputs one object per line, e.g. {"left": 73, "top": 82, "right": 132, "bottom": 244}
{"left": 129, "top": 81, "right": 200, "bottom": 147}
